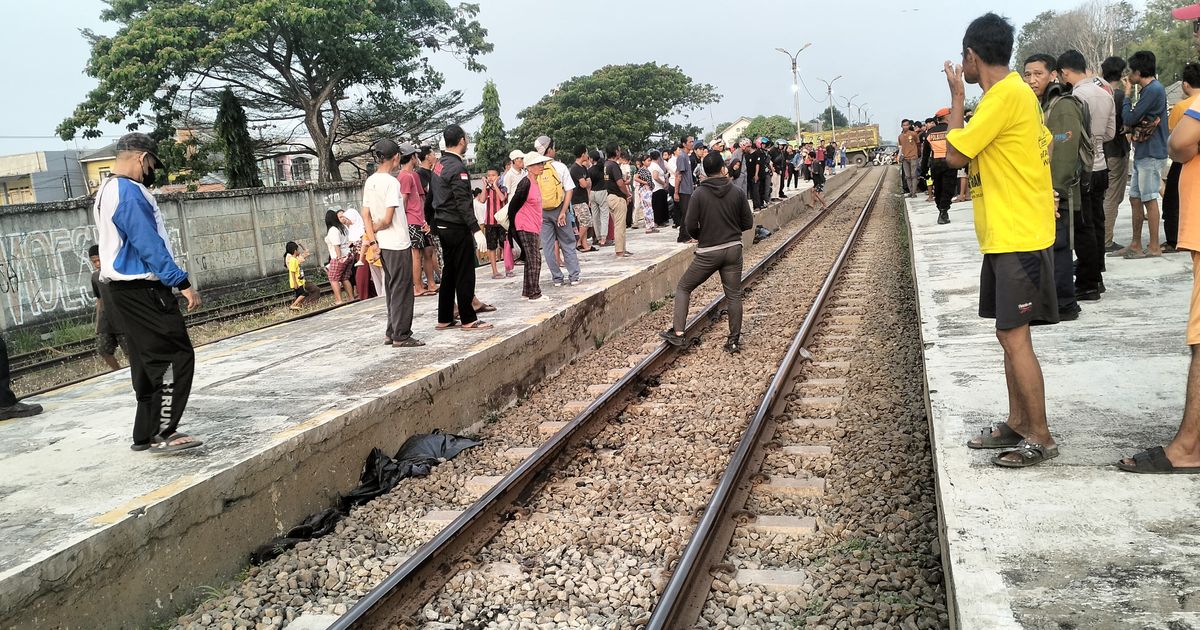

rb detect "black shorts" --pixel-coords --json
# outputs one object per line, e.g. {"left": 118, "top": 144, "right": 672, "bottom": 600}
{"left": 484, "top": 225, "right": 507, "bottom": 251}
{"left": 409, "top": 224, "right": 432, "bottom": 250}
{"left": 293, "top": 285, "right": 307, "bottom": 299}
{"left": 979, "top": 248, "right": 1059, "bottom": 329}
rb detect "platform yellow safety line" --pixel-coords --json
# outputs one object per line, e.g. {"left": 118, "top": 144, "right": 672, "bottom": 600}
{"left": 382, "top": 365, "right": 441, "bottom": 392}
{"left": 271, "top": 407, "right": 347, "bottom": 441}
{"left": 199, "top": 337, "right": 273, "bottom": 362}
{"left": 89, "top": 475, "right": 199, "bottom": 525}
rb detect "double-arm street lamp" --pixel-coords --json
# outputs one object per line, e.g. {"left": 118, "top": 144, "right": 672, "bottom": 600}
{"left": 775, "top": 44, "right": 812, "bottom": 143}
{"left": 817, "top": 75, "right": 844, "bottom": 139}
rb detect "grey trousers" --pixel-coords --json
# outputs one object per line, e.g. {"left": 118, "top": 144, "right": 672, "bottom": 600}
{"left": 541, "top": 210, "right": 581, "bottom": 282}
{"left": 673, "top": 245, "right": 744, "bottom": 339}
{"left": 380, "top": 247, "right": 415, "bottom": 341}
{"left": 1104, "top": 156, "right": 1130, "bottom": 246}
{"left": 901, "top": 158, "right": 921, "bottom": 194}
{"left": 590, "top": 190, "right": 610, "bottom": 241}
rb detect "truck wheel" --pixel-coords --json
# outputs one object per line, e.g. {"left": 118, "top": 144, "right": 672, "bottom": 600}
{"left": 852, "top": 152, "right": 868, "bottom": 167}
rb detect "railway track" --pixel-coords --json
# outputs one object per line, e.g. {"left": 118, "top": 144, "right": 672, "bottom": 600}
{"left": 322, "top": 169, "right": 883, "bottom": 629}
{"left": 9, "top": 283, "right": 333, "bottom": 378}
{"left": 171, "top": 169, "right": 945, "bottom": 630}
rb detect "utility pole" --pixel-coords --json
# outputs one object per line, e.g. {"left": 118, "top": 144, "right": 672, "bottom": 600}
{"left": 775, "top": 44, "right": 812, "bottom": 144}
{"left": 818, "top": 75, "right": 844, "bottom": 141}
{"left": 838, "top": 94, "right": 859, "bottom": 126}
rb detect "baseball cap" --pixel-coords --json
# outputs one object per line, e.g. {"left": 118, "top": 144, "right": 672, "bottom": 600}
{"left": 694, "top": 140, "right": 708, "bottom": 150}
{"left": 935, "top": 107, "right": 951, "bottom": 118}
{"left": 710, "top": 138, "right": 726, "bottom": 147}
{"left": 116, "top": 132, "right": 161, "bottom": 167}
{"left": 1173, "top": 3, "right": 1200, "bottom": 19}
{"left": 534, "top": 135, "right": 553, "bottom": 154}
{"left": 509, "top": 149, "right": 525, "bottom": 160}
{"left": 372, "top": 138, "right": 400, "bottom": 159}
{"left": 398, "top": 142, "right": 418, "bottom": 157}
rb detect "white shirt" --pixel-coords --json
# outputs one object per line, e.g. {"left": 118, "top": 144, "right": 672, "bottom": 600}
{"left": 503, "top": 167, "right": 525, "bottom": 194}
{"left": 363, "top": 172, "right": 410, "bottom": 251}
{"left": 551, "top": 160, "right": 576, "bottom": 193}
{"left": 325, "top": 226, "right": 349, "bottom": 259}
{"left": 666, "top": 156, "right": 678, "bottom": 178}
{"left": 1073, "top": 76, "right": 1117, "bottom": 170}
{"left": 649, "top": 162, "right": 667, "bottom": 192}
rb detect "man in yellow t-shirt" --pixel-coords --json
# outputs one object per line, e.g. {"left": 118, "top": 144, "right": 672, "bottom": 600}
{"left": 943, "top": 12, "right": 1059, "bottom": 468}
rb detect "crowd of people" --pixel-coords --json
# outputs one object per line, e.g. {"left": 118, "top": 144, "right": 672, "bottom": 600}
{"left": 927, "top": 6, "right": 1200, "bottom": 472}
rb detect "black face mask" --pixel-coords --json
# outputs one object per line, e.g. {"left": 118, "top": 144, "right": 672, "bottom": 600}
{"left": 142, "top": 160, "right": 157, "bottom": 186}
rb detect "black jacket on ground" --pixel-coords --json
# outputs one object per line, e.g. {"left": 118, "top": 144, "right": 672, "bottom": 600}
{"left": 684, "top": 176, "right": 753, "bottom": 247}
{"left": 431, "top": 152, "right": 479, "bottom": 231}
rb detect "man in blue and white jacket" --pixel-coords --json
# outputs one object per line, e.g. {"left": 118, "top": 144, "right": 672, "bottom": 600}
{"left": 94, "top": 133, "right": 203, "bottom": 454}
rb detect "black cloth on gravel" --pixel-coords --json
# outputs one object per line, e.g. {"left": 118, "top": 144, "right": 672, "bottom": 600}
{"left": 250, "top": 430, "right": 480, "bottom": 564}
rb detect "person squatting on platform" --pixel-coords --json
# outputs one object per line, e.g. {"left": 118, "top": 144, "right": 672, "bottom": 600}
{"left": 945, "top": 14, "right": 1059, "bottom": 468}
{"left": 660, "top": 151, "right": 754, "bottom": 354}
{"left": 94, "top": 132, "right": 203, "bottom": 454}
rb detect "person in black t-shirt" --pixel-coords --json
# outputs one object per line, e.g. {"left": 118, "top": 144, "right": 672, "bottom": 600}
{"left": 567, "top": 145, "right": 594, "bottom": 252}
{"left": 604, "top": 145, "right": 633, "bottom": 257}
{"left": 89, "top": 244, "right": 128, "bottom": 371}
{"left": 587, "top": 150, "right": 610, "bottom": 247}
{"left": 417, "top": 145, "right": 443, "bottom": 286}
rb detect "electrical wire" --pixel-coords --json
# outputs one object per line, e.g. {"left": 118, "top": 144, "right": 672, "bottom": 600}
{"left": 796, "top": 74, "right": 827, "bottom": 104}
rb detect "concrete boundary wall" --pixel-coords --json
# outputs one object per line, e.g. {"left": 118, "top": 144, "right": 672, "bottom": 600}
{"left": 0, "top": 168, "right": 858, "bottom": 629}
{"left": 0, "top": 182, "right": 362, "bottom": 330}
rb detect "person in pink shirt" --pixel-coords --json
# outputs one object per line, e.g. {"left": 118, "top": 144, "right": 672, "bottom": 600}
{"left": 397, "top": 148, "right": 438, "bottom": 297}
{"left": 506, "top": 152, "right": 551, "bottom": 300}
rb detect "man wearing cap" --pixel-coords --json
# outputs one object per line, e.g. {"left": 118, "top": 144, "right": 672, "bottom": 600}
{"left": 673, "top": 136, "right": 696, "bottom": 242}
{"left": 94, "top": 132, "right": 203, "bottom": 454}
{"left": 745, "top": 139, "right": 770, "bottom": 210}
{"left": 363, "top": 139, "right": 424, "bottom": 347}
{"left": 533, "top": 135, "right": 581, "bottom": 285}
{"left": 503, "top": 150, "right": 526, "bottom": 198}
{"left": 432, "top": 124, "right": 492, "bottom": 330}
{"left": 923, "top": 108, "right": 956, "bottom": 224}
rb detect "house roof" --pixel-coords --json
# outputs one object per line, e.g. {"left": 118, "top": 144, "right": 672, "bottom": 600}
{"left": 80, "top": 143, "right": 119, "bottom": 163}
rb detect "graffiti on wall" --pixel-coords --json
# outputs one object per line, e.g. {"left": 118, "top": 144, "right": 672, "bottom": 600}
{"left": 0, "top": 226, "right": 186, "bottom": 328}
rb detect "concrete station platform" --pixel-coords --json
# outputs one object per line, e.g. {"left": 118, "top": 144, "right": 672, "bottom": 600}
{"left": 0, "top": 172, "right": 837, "bottom": 629}
{"left": 907, "top": 192, "right": 1200, "bottom": 629}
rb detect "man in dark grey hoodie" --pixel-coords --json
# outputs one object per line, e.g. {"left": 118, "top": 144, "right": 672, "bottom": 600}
{"left": 660, "top": 151, "right": 754, "bottom": 353}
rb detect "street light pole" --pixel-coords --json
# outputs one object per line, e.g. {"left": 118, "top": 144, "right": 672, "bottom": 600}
{"left": 817, "top": 75, "right": 843, "bottom": 141}
{"left": 776, "top": 44, "right": 812, "bottom": 144}
{"left": 839, "top": 94, "right": 859, "bottom": 126}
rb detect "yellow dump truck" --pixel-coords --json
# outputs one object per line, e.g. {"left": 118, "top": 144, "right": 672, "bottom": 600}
{"left": 800, "top": 124, "right": 881, "bottom": 167}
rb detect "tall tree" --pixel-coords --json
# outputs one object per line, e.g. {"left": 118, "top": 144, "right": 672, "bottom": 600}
{"left": 510, "top": 63, "right": 717, "bottom": 154}
{"left": 475, "top": 80, "right": 507, "bottom": 172}
{"left": 817, "top": 106, "right": 850, "bottom": 131}
{"left": 1127, "top": 0, "right": 1198, "bottom": 83}
{"left": 214, "top": 88, "right": 263, "bottom": 188}
{"left": 1014, "top": 2, "right": 1139, "bottom": 73}
{"left": 649, "top": 120, "right": 704, "bottom": 149}
{"left": 743, "top": 115, "right": 797, "bottom": 141}
{"left": 58, "top": 0, "right": 492, "bottom": 182}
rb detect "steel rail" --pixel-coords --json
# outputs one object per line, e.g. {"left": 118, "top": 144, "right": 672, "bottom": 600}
{"left": 645, "top": 168, "right": 886, "bottom": 629}
{"left": 331, "top": 168, "right": 875, "bottom": 630}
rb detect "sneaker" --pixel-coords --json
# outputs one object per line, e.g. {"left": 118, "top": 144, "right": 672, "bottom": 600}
{"left": 0, "top": 401, "right": 43, "bottom": 421}
{"left": 553, "top": 280, "right": 563, "bottom": 287}
{"left": 569, "top": 279, "right": 581, "bottom": 286}
{"left": 723, "top": 335, "right": 742, "bottom": 354}
{"left": 659, "top": 329, "right": 688, "bottom": 347}
{"left": 1059, "top": 308, "right": 1081, "bottom": 321}
{"left": 937, "top": 210, "right": 950, "bottom": 224}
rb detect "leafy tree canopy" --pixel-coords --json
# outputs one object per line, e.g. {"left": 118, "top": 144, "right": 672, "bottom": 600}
{"left": 817, "top": 106, "right": 849, "bottom": 131}
{"left": 510, "top": 63, "right": 717, "bottom": 155}
{"left": 474, "top": 80, "right": 507, "bottom": 172}
{"left": 59, "top": 0, "right": 492, "bottom": 182}
{"left": 743, "top": 115, "right": 797, "bottom": 142}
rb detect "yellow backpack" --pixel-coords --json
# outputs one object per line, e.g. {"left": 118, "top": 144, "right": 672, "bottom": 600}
{"left": 538, "top": 160, "right": 565, "bottom": 210}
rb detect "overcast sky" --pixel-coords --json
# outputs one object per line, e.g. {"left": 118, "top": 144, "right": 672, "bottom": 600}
{"left": 1, "top": 0, "right": 1145, "bottom": 156}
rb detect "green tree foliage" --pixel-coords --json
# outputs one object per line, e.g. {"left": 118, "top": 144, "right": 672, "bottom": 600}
{"left": 743, "top": 115, "right": 797, "bottom": 141}
{"left": 144, "top": 87, "right": 215, "bottom": 188}
{"left": 214, "top": 88, "right": 263, "bottom": 189}
{"left": 817, "top": 106, "right": 850, "bottom": 131}
{"left": 510, "top": 63, "right": 716, "bottom": 154}
{"left": 1126, "top": 0, "right": 1198, "bottom": 83}
{"left": 649, "top": 120, "right": 704, "bottom": 149}
{"left": 475, "top": 80, "right": 507, "bottom": 172}
{"left": 58, "top": 0, "right": 492, "bottom": 182}
{"left": 1013, "top": 1, "right": 1195, "bottom": 81}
